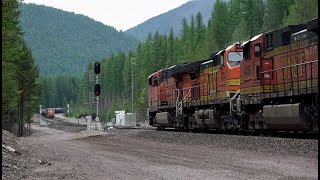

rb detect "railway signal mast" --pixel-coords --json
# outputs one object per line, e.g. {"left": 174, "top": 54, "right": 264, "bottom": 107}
{"left": 39, "top": 105, "right": 42, "bottom": 124}
{"left": 94, "top": 62, "right": 100, "bottom": 130}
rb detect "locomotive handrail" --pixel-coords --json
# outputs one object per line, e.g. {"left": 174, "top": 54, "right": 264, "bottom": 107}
{"left": 260, "top": 60, "right": 318, "bottom": 73}
{"left": 229, "top": 90, "right": 240, "bottom": 116}
{"left": 260, "top": 59, "right": 318, "bottom": 96}
{"left": 176, "top": 89, "right": 191, "bottom": 116}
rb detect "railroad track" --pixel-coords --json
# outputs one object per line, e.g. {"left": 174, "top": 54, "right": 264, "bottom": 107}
{"left": 153, "top": 127, "right": 319, "bottom": 139}
{"left": 36, "top": 114, "right": 318, "bottom": 139}
{"left": 103, "top": 125, "right": 318, "bottom": 139}
{"left": 36, "top": 114, "right": 86, "bottom": 127}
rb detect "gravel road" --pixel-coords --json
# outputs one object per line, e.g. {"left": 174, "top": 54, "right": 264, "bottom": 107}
{"left": 21, "top": 123, "right": 318, "bottom": 180}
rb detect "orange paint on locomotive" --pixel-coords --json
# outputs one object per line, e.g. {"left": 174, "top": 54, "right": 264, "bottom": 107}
{"left": 47, "top": 108, "right": 55, "bottom": 118}
{"left": 198, "top": 43, "right": 243, "bottom": 101}
{"left": 223, "top": 44, "right": 243, "bottom": 93}
{"left": 240, "top": 34, "right": 271, "bottom": 94}
{"left": 180, "top": 73, "right": 192, "bottom": 101}
{"left": 271, "top": 37, "right": 318, "bottom": 91}
{"left": 148, "top": 71, "right": 160, "bottom": 108}
{"left": 158, "top": 70, "right": 177, "bottom": 106}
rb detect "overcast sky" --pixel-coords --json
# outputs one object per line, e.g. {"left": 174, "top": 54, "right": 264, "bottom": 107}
{"left": 23, "top": 0, "right": 191, "bottom": 31}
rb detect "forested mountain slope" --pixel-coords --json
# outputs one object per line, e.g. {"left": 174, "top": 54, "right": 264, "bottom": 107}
{"left": 19, "top": 3, "right": 139, "bottom": 76}
{"left": 125, "top": 0, "right": 216, "bottom": 41}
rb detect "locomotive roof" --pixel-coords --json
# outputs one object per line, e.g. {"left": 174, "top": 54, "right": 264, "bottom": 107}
{"left": 291, "top": 29, "right": 317, "bottom": 42}
{"left": 210, "top": 51, "right": 218, "bottom": 58}
{"left": 147, "top": 71, "right": 158, "bottom": 80}
{"left": 216, "top": 49, "right": 224, "bottom": 55}
{"left": 200, "top": 60, "right": 213, "bottom": 69}
{"left": 225, "top": 44, "right": 234, "bottom": 51}
{"left": 200, "top": 49, "right": 225, "bottom": 69}
{"left": 291, "top": 29, "right": 307, "bottom": 36}
{"left": 264, "top": 23, "right": 306, "bottom": 50}
{"left": 164, "top": 59, "right": 209, "bottom": 77}
{"left": 241, "top": 34, "right": 263, "bottom": 47}
{"left": 265, "top": 23, "right": 306, "bottom": 35}
{"left": 306, "top": 17, "right": 318, "bottom": 32}
{"left": 241, "top": 40, "right": 250, "bottom": 47}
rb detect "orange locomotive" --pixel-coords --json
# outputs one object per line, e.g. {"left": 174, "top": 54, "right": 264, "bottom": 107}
{"left": 148, "top": 43, "right": 244, "bottom": 129}
{"left": 41, "top": 108, "right": 55, "bottom": 119}
{"left": 240, "top": 18, "right": 318, "bottom": 131}
{"left": 148, "top": 18, "right": 318, "bottom": 132}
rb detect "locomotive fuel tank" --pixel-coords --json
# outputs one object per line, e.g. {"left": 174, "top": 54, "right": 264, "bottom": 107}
{"left": 263, "top": 103, "right": 310, "bottom": 130}
{"left": 195, "top": 109, "right": 219, "bottom": 129}
{"left": 155, "top": 112, "right": 172, "bottom": 126}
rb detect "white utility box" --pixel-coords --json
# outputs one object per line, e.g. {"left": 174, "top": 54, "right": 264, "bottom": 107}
{"left": 125, "top": 113, "right": 136, "bottom": 127}
{"left": 115, "top": 111, "right": 136, "bottom": 127}
{"left": 115, "top": 111, "right": 126, "bottom": 126}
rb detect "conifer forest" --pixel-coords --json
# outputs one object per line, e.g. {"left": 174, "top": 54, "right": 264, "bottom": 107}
{"left": 2, "top": 0, "right": 318, "bottom": 135}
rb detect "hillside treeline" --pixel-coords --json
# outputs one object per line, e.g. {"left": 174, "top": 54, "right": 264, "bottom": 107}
{"left": 19, "top": 3, "right": 139, "bottom": 76}
{"left": 41, "top": 0, "right": 318, "bottom": 122}
{"left": 38, "top": 76, "right": 80, "bottom": 109}
{"left": 125, "top": 0, "right": 215, "bottom": 42}
{"left": 3, "top": 0, "right": 40, "bottom": 136}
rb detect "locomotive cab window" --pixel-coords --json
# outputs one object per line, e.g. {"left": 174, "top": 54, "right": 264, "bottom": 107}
{"left": 254, "top": 44, "right": 262, "bottom": 57}
{"left": 190, "top": 72, "right": 197, "bottom": 80}
{"left": 243, "top": 45, "right": 250, "bottom": 60}
{"left": 228, "top": 51, "right": 243, "bottom": 67}
{"left": 212, "top": 55, "right": 218, "bottom": 66}
{"left": 220, "top": 54, "right": 224, "bottom": 66}
{"left": 153, "top": 77, "right": 158, "bottom": 87}
{"left": 149, "top": 76, "right": 158, "bottom": 87}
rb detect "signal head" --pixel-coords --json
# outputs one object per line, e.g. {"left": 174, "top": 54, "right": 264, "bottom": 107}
{"left": 94, "top": 84, "right": 101, "bottom": 96}
{"left": 94, "top": 62, "right": 100, "bottom": 74}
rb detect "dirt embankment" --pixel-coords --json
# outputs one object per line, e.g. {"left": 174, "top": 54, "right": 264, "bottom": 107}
{"left": 2, "top": 130, "right": 38, "bottom": 180}
{"left": 2, "top": 123, "right": 318, "bottom": 180}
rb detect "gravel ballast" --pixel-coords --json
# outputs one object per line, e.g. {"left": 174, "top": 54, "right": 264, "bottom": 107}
{"left": 2, "top": 130, "right": 38, "bottom": 180}
{"left": 3, "top": 122, "right": 318, "bottom": 180}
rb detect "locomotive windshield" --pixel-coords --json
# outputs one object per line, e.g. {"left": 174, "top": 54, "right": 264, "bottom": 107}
{"left": 228, "top": 51, "right": 243, "bottom": 67}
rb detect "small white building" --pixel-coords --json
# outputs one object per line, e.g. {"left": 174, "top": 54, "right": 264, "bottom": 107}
{"left": 115, "top": 111, "right": 125, "bottom": 126}
{"left": 125, "top": 113, "right": 136, "bottom": 127}
{"left": 115, "top": 111, "right": 136, "bottom": 127}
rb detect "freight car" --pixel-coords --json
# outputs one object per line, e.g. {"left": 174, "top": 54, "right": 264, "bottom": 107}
{"left": 54, "top": 108, "right": 64, "bottom": 114}
{"left": 41, "top": 108, "right": 55, "bottom": 119}
{"left": 148, "top": 18, "right": 318, "bottom": 132}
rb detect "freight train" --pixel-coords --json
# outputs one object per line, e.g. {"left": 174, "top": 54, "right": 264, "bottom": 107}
{"left": 147, "top": 18, "right": 318, "bottom": 132}
{"left": 41, "top": 108, "right": 55, "bottom": 119}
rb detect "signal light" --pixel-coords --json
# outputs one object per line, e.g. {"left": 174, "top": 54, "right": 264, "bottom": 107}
{"left": 94, "top": 84, "right": 100, "bottom": 96}
{"left": 94, "top": 62, "right": 100, "bottom": 74}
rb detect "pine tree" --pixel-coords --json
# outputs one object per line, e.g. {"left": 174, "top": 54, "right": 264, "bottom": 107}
{"left": 17, "top": 43, "right": 40, "bottom": 135}
{"left": 190, "top": 15, "right": 196, "bottom": 59}
{"left": 195, "top": 12, "right": 206, "bottom": 50}
{"left": 3, "top": 0, "right": 40, "bottom": 136}
{"left": 168, "top": 27, "right": 175, "bottom": 64}
{"left": 210, "top": 0, "right": 230, "bottom": 50}
{"left": 262, "top": 0, "right": 294, "bottom": 31}
{"left": 241, "top": 0, "right": 264, "bottom": 38}
{"left": 283, "top": 0, "right": 318, "bottom": 26}
{"left": 180, "top": 18, "right": 190, "bottom": 61}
